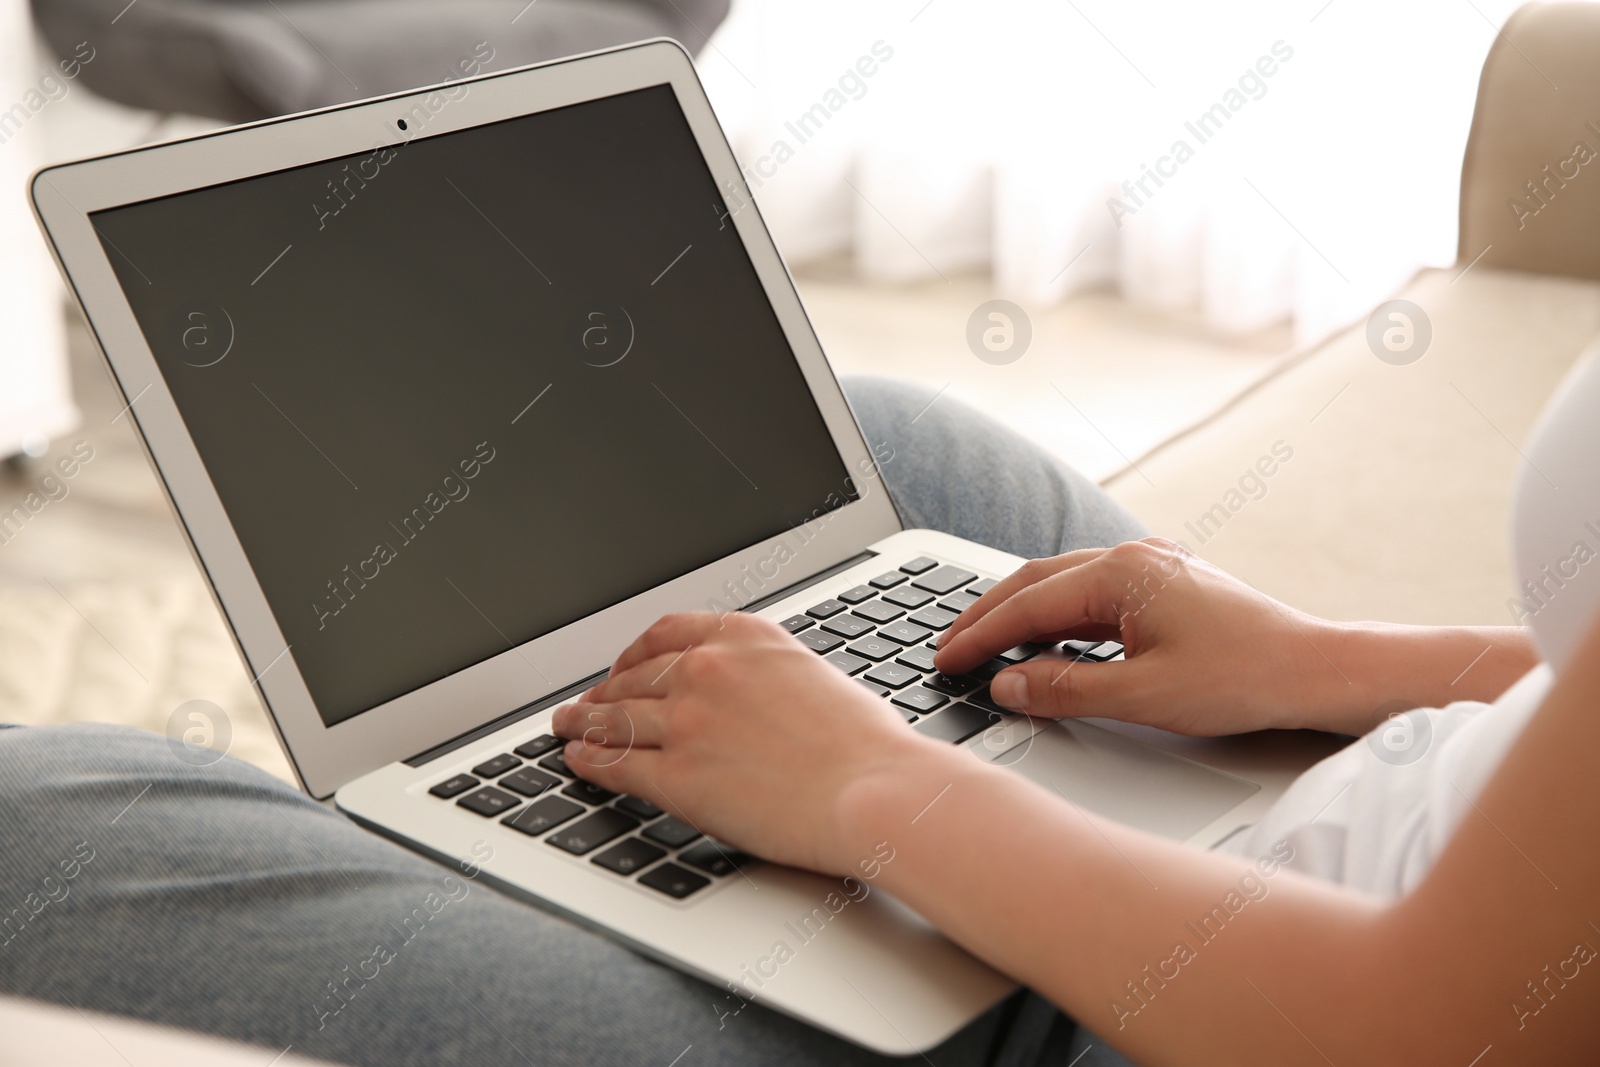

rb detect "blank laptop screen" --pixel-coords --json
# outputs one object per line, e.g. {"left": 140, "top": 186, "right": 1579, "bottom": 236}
{"left": 91, "top": 84, "right": 857, "bottom": 727}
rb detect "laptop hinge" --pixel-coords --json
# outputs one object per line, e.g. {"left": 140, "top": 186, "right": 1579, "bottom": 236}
{"left": 404, "top": 669, "right": 607, "bottom": 767}
{"left": 404, "top": 548, "right": 879, "bottom": 767}
{"left": 734, "top": 548, "right": 877, "bottom": 614}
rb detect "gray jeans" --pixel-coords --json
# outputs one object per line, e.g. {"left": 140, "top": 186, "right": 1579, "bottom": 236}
{"left": 0, "top": 377, "right": 1145, "bottom": 1067}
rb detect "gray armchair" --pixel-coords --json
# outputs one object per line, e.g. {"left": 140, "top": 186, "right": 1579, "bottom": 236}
{"left": 30, "top": 0, "right": 730, "bottom": 121}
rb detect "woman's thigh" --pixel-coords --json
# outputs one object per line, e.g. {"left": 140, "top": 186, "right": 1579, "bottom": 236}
{"left": 842, "top": 376, "right": 1148, "bottom": 559}
{"left": 0, "top": 723, "right": 1026, "bottom": 1067}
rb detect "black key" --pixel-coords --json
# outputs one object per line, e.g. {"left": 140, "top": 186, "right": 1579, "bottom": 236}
{"left": 503, "top": 795, "right": 584, "bottom": 836}
{"left": 966, "top": 578, "right": 999, "bottom": 595}
{"left": 996, "top": 644, "right": 1042, "bottom": 664}
{"left": 1061, "top": 639, "right": 1102, "bottom": 658}
{"left": 539, "top": 752, "right": 576, "bottom": 777}
{"left": 857, "top": 679, "right": 891, "bottom": 698}
{"left": 909, "top": 607, "right": 959, "bottom": 631}
{"left": 925, "top": 672, "right": 980, "bottom": 696}
{"left": 429, "top": 774, "right": 478, "bottom": 799}
{"left": 912, "top": 565, "right": 979, "bottom": 595}
{"left": 547, "top": 807, "right": 640, "bottom": 855}
{"left": 914, "top": 702, "right": 1002, "bottom": 744}
{"left": 966, "top": 686, "right": 1009, "bottom": 714}
{"left": 895, "top": 645, "right": 939, "bottom": 672}
{"left": 892, "top": 686, "right": 950, "bottom": 714}
{"left": 615, "top": 795, "right": 664, "bottom": 821}
{"left": 471, "top": 753, "right": 521, "bottom": 778}
{"left": 939, "top": 591, "right": 980, "bottom": 614}
{"left": 846, "top": 636, "right": 900, "bottom": 661}
{"left": 879, "top": 620, "right": 933, "bottom": 646}
{"left": 678, "top": 839, "right": 754, "bottom": 877}
{"left": 797, "top": 629, "right": 845, "bottom": 654}
{"left": 778, "top": 614, "right": 813, "bottom": 635}
{"left": 837, "top": 584, "right": 877, "bottom": 604}
{"left": 806, "top": 599, "right": 847, "bottom": 619}
{"left": 592, "top": 837, "right": 667, "bottom": 875}
{"left": 642, "top": 816, "right": 702, "bottom": 849}
{"left": 639, "top": 862, "right": 711, "bottom": 899}
{"left": 868, "top": 571, "right": 907, "bottom": 590}
{"left": 1082, "top": 641, "right": 1124, "bottom": 661}
{"left": 500, "top": 767, "right": 561, "bottom": 798}
{"left": 899, "top": 556, "right": 939, "bottom": 574}
{"left": 563, "top": 780, "right": 619, "bottom": 806}
{"left": 513, "top": 734, "right": 562, "bottom": 760}
{"left": 821, "top": 615, "right": 874, "bottom": 639}
{"left": 456, "top": 786, "right": 520, "bottom": 818}
{"left": 865, "top": 662, "right": 921, "bottom": 689}
{"left": 969, "top": 658, "right": 1009, "bottom": 683}
{"left": 825, "top": 650, "right": 872, "bottom": 676}
{"left": 883, "top": 586, "right": 935, "bottom": 609}
{"left": 851, "top": 599, "right": 905, "bottom": 625}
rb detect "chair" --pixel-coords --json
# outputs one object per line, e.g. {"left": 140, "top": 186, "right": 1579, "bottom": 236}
{"left": 29, "top": 0, "right": 730, "bottom": 122}
{"left": 1459, "top": 1, "right": 1600, "bottom": 280}
{"left": 1109, "top": 0, "right": 1600, "bottom": 626}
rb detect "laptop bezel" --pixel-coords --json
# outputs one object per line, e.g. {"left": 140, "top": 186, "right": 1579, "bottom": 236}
{"left": 29, "top": 39, "right": 903, "bottom": 799}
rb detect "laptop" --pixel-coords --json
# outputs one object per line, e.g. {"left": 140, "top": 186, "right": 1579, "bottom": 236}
{"left": 29, "top": 39, "right": 1334, "bottom": 1053}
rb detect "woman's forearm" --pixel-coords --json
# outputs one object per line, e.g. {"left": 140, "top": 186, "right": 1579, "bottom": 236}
{"left": 841, "top": 745, "right": 1389, "bottom": 1064}
{"left": 1303, "top": 622, "right": 1539, "bottom": 734}
{"left": 841, "top": 625, "right": 1600, "bottom": 1067}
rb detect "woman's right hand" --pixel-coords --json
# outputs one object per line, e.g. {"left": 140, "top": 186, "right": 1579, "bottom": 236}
{"left": 932, "top": 538, "right": 1368, "bottom": 736}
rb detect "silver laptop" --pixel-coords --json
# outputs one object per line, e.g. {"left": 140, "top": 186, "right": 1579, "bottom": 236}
{"left": 30, "top": 39, "right": 1331, "bottom": 1054}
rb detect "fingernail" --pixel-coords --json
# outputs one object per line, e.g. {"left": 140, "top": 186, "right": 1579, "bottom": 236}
{"left": 991, "top": 671, "right": 1027, "bottom": 711}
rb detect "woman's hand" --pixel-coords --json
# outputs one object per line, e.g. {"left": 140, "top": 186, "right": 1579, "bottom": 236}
{"left": 549, "top": 611, "right": 960, "bottom": 875}
{"left": 932, "top": 538, "right": 1368, "bottom": 735}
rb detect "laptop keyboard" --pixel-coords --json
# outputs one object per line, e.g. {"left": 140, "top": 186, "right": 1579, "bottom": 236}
{"left": 423, "top": 553, "right": 1123, "bottom": 901}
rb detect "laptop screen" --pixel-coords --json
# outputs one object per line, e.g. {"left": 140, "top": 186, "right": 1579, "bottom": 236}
{"left": 91, "top": 84, "right": 857, "bottom": 727}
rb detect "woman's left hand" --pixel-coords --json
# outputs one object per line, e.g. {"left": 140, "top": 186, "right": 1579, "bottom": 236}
{"left": 549, "top": 611, "right": 945, "bottom": 875}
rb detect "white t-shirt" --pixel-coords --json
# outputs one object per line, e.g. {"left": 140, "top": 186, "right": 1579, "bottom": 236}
{"left": 1217, "top": 343, "right": 1600, "bottom": 896}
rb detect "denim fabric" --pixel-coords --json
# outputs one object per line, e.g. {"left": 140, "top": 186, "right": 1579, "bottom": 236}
{"left": 843, "top": 377, "right": 1148, "bottom": 558}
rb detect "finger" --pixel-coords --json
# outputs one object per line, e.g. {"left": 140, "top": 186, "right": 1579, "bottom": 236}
{"left": 551, "top": 699, "right": 668, "bottom": 749}
{"left": 562, "top": 738, "right": 665, "bottom": 796}
{"left": 984, "top": 657, "right": 1144, "bottom": 719}
{"left": 585, "top": 651, "right": 693, "bottom": 704}
{"left": 938, "top": 548, "right": 1108, "bottom": 650}
{"left": 609, "top": 612, "right": 726, "bottom": 677}
{"left": 935, "top": 557, "right": 1125, "bottom": 674}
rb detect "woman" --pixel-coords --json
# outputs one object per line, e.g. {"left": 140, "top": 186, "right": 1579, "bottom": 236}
{"left": 2, "top": 363, "right": 1595, "bottom": 1066}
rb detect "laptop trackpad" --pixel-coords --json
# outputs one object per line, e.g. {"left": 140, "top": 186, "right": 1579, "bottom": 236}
{"left": 995, "top": 719, "right": 1259, "bottom": 843}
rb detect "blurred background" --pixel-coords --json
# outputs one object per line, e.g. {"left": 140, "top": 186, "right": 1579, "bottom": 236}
{"left": 4, "top": 0, "right": 1528, "bottom": 477}
{"left": 2, "top": 0, "right": 1590, "bottom": 779}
